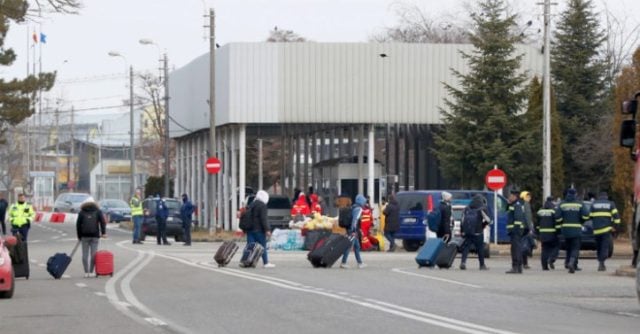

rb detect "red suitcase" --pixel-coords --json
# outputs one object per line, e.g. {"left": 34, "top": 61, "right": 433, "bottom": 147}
{"left": 94, "top": 250, "right": 114, "bottom": 277}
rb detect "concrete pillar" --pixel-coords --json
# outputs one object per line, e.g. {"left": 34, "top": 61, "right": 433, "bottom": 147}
{"left": 349, "top": 126, "right": 355, "bottom": 157}
{"left": 280, "top": 126, "right": 286, "bottom": 196}
{"left": 404, "top": 125, "right": 410, "bottom": 191}
{"left": 394, "top": 124, "right": 400, "bottom": 193}
{"left": 367, "top": 124, "right": 375, "bottom": 205}
{"left": 231, "top": 126, "right": 238, "bottom": 231}
{"left": 238, "top": 125, "right": 246, "bottom": 230}
{"left": 385, "top": 124, "right": 390, "bottom": 178}
{"left": 358, "top": 125, "right": 364, "bottom": 195}
{"left": 216, "top": 129, "right": 223, "bottom": 230}
{"left": 295, "top": 135, "right": 301, "bottom": 191}
{"left": 303, "top": 134, "right": 309, "bottom": 190}
{"left": 258, "top": 138, "right": 263, "bottom": 190}
{"left": 337, "top": 128, "right": 344, "bottom": 158}
{"left": 328, "top": 129, "right": 334, "bottom": 160}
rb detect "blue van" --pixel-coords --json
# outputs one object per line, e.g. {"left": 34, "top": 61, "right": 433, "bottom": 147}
{"left": 395, "top": 190, "right": 510, "bottom": 251}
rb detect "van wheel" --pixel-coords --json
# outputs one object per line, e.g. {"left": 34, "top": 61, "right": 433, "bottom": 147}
{"left": 402, "top": 240, "right": 421, "bottom": 252}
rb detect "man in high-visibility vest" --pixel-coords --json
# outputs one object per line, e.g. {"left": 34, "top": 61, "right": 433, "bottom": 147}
{"left": 555, "top": 188, "right": 590, "bottom": 274}
{"left": 506, "top": 190, "right": 527, "bottom": 274}
{"left": 9, "top": 193, "right": 35, "bottom": 241}
{"left": 130, "top": 189, "right": 144, "bottom": 244}
{"left": 589, "top": 192, "right": 621, "bottom": 272}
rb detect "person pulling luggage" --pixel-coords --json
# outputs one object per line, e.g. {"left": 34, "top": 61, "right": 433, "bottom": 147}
{"left": 589, "top": 192, "right": 620, "bottom": 271}
{"left": 555, "top": 188, "right": 589, "bottom": 274}
{"left": 459, "top": 194, "right": 489, "bottom": 271}
{"left": 506, "top": 190, "right": 527, "bottom": 274}
{"left": 437, "top": 192, "right": 452, "bottom": 241}
{"left": 340, "top": 194, "right": 367, "bottom": 269}
{"left": 536, "top": 197, "right": 559, "bottom": 270}
{"left": 76, "top": 197, "right": 107, "bottom": 278}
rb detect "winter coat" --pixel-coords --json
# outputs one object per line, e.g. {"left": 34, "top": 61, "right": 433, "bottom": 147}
{"left": 383, "top": 197, "right": 400, "bottom": 233}
{"left": 76, "top": 201, "right": 107, "bottom": 239}
{"left": 250, "top": 190, "right": 270, "bottom": 233}
{"left": 438, "top": 201, "right": 452, "bottom": 237}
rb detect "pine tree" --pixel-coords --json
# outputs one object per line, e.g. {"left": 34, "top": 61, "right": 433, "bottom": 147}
{"left": 551, "top": 0, "right": 608, "bottom": 189}
{"left": 522, "top": 77, "right": 565, "bottom": 202}
{"left": 0, "top": 0, "right": 56, "bottom": 140}
{"left": 434, "top": 0, "right": 529, "bottom": 189}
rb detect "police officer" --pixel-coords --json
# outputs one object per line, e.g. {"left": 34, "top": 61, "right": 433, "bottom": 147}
{"left": 555, "top": 188, "right": 589, "bottom": 274}
{"left": 130, "top": 188, "right": 144, "bottom": 244}
{"left": 536, "top": 197, "right": 559, "bottom": 270}
{"left": 155, "top": 194, "right": 171, "bottom": 245}
{"left": 9, "top": 193, "right": 36, "bottom": 242}
{"left": 589, "top": 192, "right": 621, "bottom": 271}
{"left": 506, "top": 190, "right": 527, "bottom": 274}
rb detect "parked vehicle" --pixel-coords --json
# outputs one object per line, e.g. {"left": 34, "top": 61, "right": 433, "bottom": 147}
{"left": 450, "top": 202, "right": 491, "bottom": 258}
{"left": 140, "top": 198, "right": 184, "bottom": 242}
{"left": 99, "top": 199, "right": 132, "bottom": 223}
{"left": 53, "top": 192, "right": 92, "bottom": 213}
{"left": 245, "top": 194, "right": 292, "bottom": 230}
{"left": 0, "top": 236, "right": 15, "bottom": 299}
{"left": 396, "top": 190, "right": 509, "bottom": 252}
{"left": 558, "top": 201, "right": 613, "bottom": 257}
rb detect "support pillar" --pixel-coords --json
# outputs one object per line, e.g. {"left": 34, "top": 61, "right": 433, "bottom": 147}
{"left": 367, "top": 124, "right": 375, "bottom": 205}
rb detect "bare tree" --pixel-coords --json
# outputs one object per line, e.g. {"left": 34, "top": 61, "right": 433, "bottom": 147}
{"left": 601, "top": 2, "right": 640, "bottom": 88}
{"left": 33, "top": 0, "right": 82, "bottom": 14}
{"left": 266, "top": 26, "right": 307, "bottom": 42}
{"left": 0, "top": 135, "right": 24, "bottom": 193}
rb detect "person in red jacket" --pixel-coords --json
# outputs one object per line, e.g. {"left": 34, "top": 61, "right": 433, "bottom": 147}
{"left": 291, "top": 193, "right": 310, "bottom": 221}
{"left": 359, "top": 199, "right": 374, "bottom": 250}
{"left": 310, "top": 194, "right": 322, "bottom": 215}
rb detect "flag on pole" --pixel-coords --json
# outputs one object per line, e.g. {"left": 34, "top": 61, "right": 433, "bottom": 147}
{"left": 40, "top": 33, "right": 47, "bottom": 44}
{"left": 32, "top": 32, "right": 38, "bottom": 43}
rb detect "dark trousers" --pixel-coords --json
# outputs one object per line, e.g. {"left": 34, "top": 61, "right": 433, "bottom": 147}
{"left": 461, "top": 234, "right": 485, "bottom": 267}
{"left": 1, "top": 220, "right": 6, "bottom": 235}
{"left": 595, "top": 233, "right": 611, "bottom": 263}
{"left": 541, "top": 238, "right": 559, "bottom": 269}
{"left": 11, "top": 224, "right": 30, "bottom": 242}
{"left": 565, "top": 236, "right": 581, "bottom": 268}
{"left": 156, "top": 217, "right": 169, "bottom": 244}
{"left": 183, "top": 218, "right": 192, "bottom": 244}
{"left": 247, "top": 231, "right": 269, "bottom": 264}
{"left": 384, "top": 231, "right": 396, "bottom": 250}
{"left": 509, "top": 232, "right": 523, "bottom": 269}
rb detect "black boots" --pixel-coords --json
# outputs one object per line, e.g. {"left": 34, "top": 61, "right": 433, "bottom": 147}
{"left": 505, "top": 266, "right": 522, "bottom": 274}
{"left": 598, "top": 262, "right": 606, "bottom": 272}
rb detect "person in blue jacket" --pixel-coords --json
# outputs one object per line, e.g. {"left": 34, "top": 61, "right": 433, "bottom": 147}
{"left": 155, "top": 194, "right": 171, "bottom": 245}
{"left": 180, "top": 194, "right": 195, "bottom": 246}
{"left": 340, "top": 194, "right": 367, "bottom": 269}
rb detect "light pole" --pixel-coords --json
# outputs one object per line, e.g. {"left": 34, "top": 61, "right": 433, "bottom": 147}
{"left": 108, "top": 51, "right": 136, "bottom": 196}
{"left": 139, "top": 39, "right": 171, "bottom": 198}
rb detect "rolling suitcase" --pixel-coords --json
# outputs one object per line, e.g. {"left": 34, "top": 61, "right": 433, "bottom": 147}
{"left": 47, "top": 241, "right": 81, "bottom": 279}
{"left": 436, "top": 242, "right": 458, "bottom": 269}
{"left": 9, "top": 234, "right": 30, "bottom": 279}
{"left": 307, "top": 233, "right": 352, "bottom": 268}
{"left": 239, "top": 242, "right": 264, "bottom": 268}
{"left": 303, "top": 229, "right": 332, "bottom": 250}
{"left": 415, "top": 238, "right": 444, "bottom": 268}
{"left": 214, "top": 241, "right": 239, "bottom": 267}
{"left": 95, "top": 250, "right": 114, "bottom": 277}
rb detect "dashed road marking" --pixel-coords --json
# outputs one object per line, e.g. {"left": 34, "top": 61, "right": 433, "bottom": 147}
{"left": 76, "top": 283, "right": 87, "bottom": 288}
{"left": 145, "top": 317, "right": 167, "bottom": 326}
{"left": 391, "top": 268, "right": 483, "bottom": 289}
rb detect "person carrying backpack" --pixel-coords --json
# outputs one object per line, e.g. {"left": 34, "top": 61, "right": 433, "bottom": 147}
{"left": 247, "top": 190, "right": 275, "bottom": 268}
{"left": 459, "top": 194, "right": 489, "bottom": 271}
{"left": 340, "top": 194, "right": 367, "bottom": 269}
{"left": 76, "top": 197, "right": 107, "bottom": 278}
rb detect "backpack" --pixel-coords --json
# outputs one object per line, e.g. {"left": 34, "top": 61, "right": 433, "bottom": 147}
{"left": 80, "top": 211, "right": 100, "bottom": 235}
{"left": 338, "top": 206, "right": 354, "bottom": 229}
{"left": 239, "top": 204, "right": 254, "bottom": 232}
{"left": 461, "top": 207, "right": 482, "bottom": 236}
{"left": 427, "top": 209, "right": 441, "bottom": 232}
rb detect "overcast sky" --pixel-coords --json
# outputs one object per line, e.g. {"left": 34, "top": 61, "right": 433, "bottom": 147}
{"left": 2, "top": 0, "right": 639, "bottom": 126}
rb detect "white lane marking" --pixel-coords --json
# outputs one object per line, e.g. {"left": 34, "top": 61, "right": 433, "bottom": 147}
{"left": 95, "top": 292, "right": 107, "bottom": 297}
{"left": 392, "top": 268, "right": 483, "bottom": 289}
{"left": 30, "top": 240, "right": 43, "bottom": 243}
{"left": 168, "top": 256, "right": 515, "bottom": 334}
{"left": 30, "top": 259, "right": 38, "bottom": 264}
{"left": 76, "top": 283, "right": 87, "bottom": 288}
{"left": 37, "top": 263, "right": 45, "bottom": 267}
{"left": 51, "top": 236, "right": 60, "bottom": 240}
{"left": 145, "top": 318, "right": 168, "bottom": 326}
{"left": 62, "top": 274, "right": 71, "bottom": 279}
{"left": 61, "top": 233, "right": 68, "bottom": 237}
{"left": 617, "top": 312, "right": 640, "bottom": 318}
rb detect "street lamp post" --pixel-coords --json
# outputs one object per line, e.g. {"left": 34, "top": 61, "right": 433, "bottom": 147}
{"left": 108, "top": 51, "right": 136, "bottom": 196}
{"left": 139, "top": 39, "right": 170, "bottom": 198}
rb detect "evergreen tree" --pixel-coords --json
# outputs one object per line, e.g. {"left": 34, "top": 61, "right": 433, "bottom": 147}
{"left": 522, "top": 77, "right": 565, "bottom": 202}
{"left": 0, "top": 0, "right": 56, "bottom": 140}
{"left": 551, "top": 0, "right": 608, "bottom": 189}
{"left": 434, "top": 0, "right": 529, "bottom": 188}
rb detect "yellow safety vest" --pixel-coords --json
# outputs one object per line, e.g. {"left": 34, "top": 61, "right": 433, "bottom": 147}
{"left": 130, "top": 196, "right": 143, "bottom": 216}
{"left": 9, "top": 202, "right": 35, "bottom": 227}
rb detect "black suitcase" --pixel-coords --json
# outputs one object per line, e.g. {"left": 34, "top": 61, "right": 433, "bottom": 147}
{"left": 9, "top": 235, "right": 30, "bottom": 279}
{"left": 307, "top": 234, "right": 352, "bottom": 268}
{"left": 436, "top": 242, "right": 458, "bottom": 269}
{"left": 46, "top": 241, "right": 81, "bottom": 279}
{"left": 303, "top": 229, "right": 332, "bottom": 250}
{"left": 239, "top": 242, "right": 264, "bottom": 268}
{"left": 214, "top": 241, "right": 239, "bottom": 267}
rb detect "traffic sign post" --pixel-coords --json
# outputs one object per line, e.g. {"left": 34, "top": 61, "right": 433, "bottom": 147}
{"left": 205, "top": 157, "right": 222, "bottom": 175}
{"left": 486, "top": 166, "right": 507, "bottom": 245}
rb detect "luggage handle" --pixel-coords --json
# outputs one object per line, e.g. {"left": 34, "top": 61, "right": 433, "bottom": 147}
{"left": 70, "top": 240, "right": 81, "bottom": 258}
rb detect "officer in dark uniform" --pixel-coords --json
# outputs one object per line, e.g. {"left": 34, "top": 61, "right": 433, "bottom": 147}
{"left": 506, "top": 190, "right": 527, "bottom": 274}
{"left": 555, "top": 188, "right": 589, "bottom": 274}
{"left": 589, "top": 192, "right": 621, "bottom": 271}
{"left": 536, "top": 197, "right": 559, "bottom": 270}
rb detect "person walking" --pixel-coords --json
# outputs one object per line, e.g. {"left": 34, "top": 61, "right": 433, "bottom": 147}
{"left": 247, "top": 190, "right": 275, "bottom": 268}
{"left": 383, "top": 194, "right": 400, "bottom": 252}
{"left": 155, "top": 194, "right": 171, "bottom": 245}
{"left": 506, "top": 190, "right": 527, "bottom": 274}
{"left": 130, "top": 189, "right": 143, "bottom": 244}
{"left": 520, "top": 191, "right": 534, "bottom": 269}
{"left": 76, "top": 197, "right": 107, "bottom": 278}
{"left": 589, "top": 192, "right": 621, "bottom": 271}
{"left": 0, "top": 193, "right": 8, "bottom": 235}
{"left": 310, "top": 194, "right": 323, "bottom": 215}
{"left": 437, "top": 192, "right": 453, "bottom": 241}
{"left": 9, "top": 193, "right": 35, "bottom": 242}
{"left": 180, "top": 193, "right": 195, "bottom": 246}
{"left": 459, "top": 194, "right": 489, "bottom": 271}
{"left": 536, "top": 197, "right": 559, "bottom": 270}
{"left": 291, "top": 193, "right": 310, "bottom": 221}
{"left": 340, "top": 194, "right": 367, "bottom": 269}
{"left": 555, "top": 188, "right": 589, "bottom": 274}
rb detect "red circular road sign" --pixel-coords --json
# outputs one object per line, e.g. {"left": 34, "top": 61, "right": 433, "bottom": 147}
{"left": 485, "top": 168, "right": 507, "bottom": 191}
{"left": 205, "top": 157, "right": 222, "bottom": 174}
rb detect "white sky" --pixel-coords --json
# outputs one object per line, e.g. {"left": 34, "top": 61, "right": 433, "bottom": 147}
{"left": 2, "top": 0, "right": 639, "bottom": 127}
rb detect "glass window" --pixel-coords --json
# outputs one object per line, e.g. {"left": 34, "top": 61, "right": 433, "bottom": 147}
{"left": 397, "top": 193, "right": 428, "bottom": 212}
{"left": 268, "top": 197, "right": 291, "bottom": 209}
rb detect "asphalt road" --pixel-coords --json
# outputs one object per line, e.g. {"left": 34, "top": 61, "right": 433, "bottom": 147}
{"left": 1, "top": 221, "right": 638, "bottom": 334}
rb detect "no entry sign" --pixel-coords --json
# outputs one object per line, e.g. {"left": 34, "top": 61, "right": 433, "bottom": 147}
{"left": 205, "top": 157, "right": 222, "bottom": 174}
{"left": 485, "top": 168, "right": 507, "bottom": 190}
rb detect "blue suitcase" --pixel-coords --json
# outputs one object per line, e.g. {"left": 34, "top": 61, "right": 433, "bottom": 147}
{"left": 46, "top": 241, "right": 81, "bottom": 279}
{"left": 415, "top": 238, "right": 444, "bottom": 268}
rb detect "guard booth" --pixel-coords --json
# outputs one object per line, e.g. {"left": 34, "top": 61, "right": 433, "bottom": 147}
{"left": 29, "top": 171, "right": 55, "bottom": 211}
{"left": 313, "top": 156, "right": 384, "bottom": 216}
